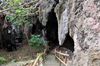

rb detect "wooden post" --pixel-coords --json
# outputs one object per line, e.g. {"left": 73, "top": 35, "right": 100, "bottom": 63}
{"left": 64, "top": 56, "right": 67, "bottom": 66}
{"left": 33, "top": 49, "right": 46, "bottom": 66}
{"left": 59, "top": 50, "right": 61, "bottom": 66}
{"left": 55, "top": 48, "right": 68, "bottom": 66}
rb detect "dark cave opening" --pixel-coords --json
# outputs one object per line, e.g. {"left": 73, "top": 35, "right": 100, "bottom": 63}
{"left": 55, "top": 0, "right": 59, "bottom": 4}
{"left": 0, "top": 22, "right": 20, "bottom": 52}
{"left": 31, "top": 19, "right": 44, "bottom": 35}
{"left": 60, "top": 33, "right": 74, "bottom": 52}
{"left": 45, "top": 9, "right": 74, "bottom": 53}
{"left": 0, "top": 15, "right": 20, "bottom": 52}
{"left": 45, "top": 9, "right": 59, "bottom": 50}
{"left": 30, "top": 9, "right": 59, "bottom": 52}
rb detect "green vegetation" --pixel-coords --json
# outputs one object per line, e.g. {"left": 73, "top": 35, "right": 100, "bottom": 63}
{"left": 1, "top": 52, "right": 5, "bottom": 54}
{"left": 0, "top": 0, "right": 40, "bottom": 26}
{"left": 7, "top": 54, "right": 12, "bottom": 59}
{"left": 7, "top": 15, "right": 32, "bottom": 26}
{"left": 0, "top": 57, "right": 6, "bottom": 64}
{"left": 29, "top": 35, "right": 44, "bottom": 50}
{"left": 11, "top": 59, "right": 17, "bottom": 63}
{"left": 0, "top": 0, "right": 43, "bottom": 63}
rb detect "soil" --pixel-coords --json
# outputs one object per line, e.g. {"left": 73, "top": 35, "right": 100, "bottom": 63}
{"left": 0, "top": 40, "right": 45, "bottom": 64}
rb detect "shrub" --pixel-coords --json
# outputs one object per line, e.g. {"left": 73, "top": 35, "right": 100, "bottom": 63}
{"left": 0, "top": 57, "right": 6, "bottom": 64}
{"left": 28, "top": 35, "right": 44, "bottom": 49}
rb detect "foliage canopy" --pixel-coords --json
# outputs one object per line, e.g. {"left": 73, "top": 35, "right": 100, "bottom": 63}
{"left": 0, "top": 0, "right": 40, "bottom": 26}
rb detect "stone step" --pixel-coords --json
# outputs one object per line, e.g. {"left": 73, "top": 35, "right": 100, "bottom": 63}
{"left": 43, "top": 53, "right": 59, "bottom": 66}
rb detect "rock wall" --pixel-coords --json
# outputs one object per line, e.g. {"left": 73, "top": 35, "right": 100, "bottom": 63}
{"left": 55, "top": 0, "right": 69, "bottom": 45}
{"left": 0, "top": 14, "right": 18, "bottom": 51}
{"left": 54, "top": 0, "right": 100, "bottom": 66}
{"left": 39, "top": 0, "right": 100, "bottom": 66}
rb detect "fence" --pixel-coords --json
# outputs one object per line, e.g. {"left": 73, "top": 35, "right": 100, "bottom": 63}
{"left": 23, "top": 47, "right": 69, "bottom": 66}
{"left": 55, "top": 47, "right": 69, "bottom": 66}
{"left": 24, "top": 49, "right": 46, "bottom": 66}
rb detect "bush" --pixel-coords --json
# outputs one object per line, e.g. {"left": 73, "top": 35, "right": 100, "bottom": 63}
{"left": 29, "top": 35, "right": 44, "bottom": 49}
{"left": 0, "top": 57, "right": 6, "bottom": 64}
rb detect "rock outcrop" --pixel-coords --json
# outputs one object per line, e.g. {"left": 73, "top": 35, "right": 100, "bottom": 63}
{"left": 55, "top": 0, "right": 69, "bottom": 45}
{"left": 39, "top": 0, "right": 100, "bottom": 66}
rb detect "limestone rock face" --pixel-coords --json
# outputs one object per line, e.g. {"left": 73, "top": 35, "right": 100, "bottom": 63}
{"left": 54, "top": 0, "right": 100, "bottom": 66}
{"left": 88, "top": 45, "right": 100, "bottom": 66}
{"left": 39, "top": 0, "right": 56, "bottom": 26}
{"left": 39, "top": 0, "right": 100, "bottom": 65}
{"left": 55, "top": 0, "right": 68, "bottom": 45}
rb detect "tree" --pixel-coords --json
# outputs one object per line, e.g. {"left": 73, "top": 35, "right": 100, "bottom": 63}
{"left": 0, "top": 0, "right": 40, "bottom": 26}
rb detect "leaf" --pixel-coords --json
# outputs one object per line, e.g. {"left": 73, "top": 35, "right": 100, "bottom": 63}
{"left": 15, "top": 9, "right": 21, "bottom": 13}
{"left": 29, "top": 35, "right": 44, "bottom": 50}
{"left": 14, "top": 0, "right": 18, "bottom": 2}
{"left": 9, "top": 2, "right": 13, "bottom": 6}
{"left": 11, "top": 59, "right": 16, "bottom": 63}
{"left": 0, "top": 57, "right": 6, "bottom": 63}
{"left": 29, "top": 24, "right": 33, "bottom": 27}
{"left": 7, "top": 15, "right": 12, "bottom": 18}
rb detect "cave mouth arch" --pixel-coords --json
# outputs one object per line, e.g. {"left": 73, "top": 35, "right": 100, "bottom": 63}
{"left": 45, "top": 9, "right": 74, "bottom": 53}
{"left": 45, "top": 8, "right": 59, "bottom": 50}
{"left": 60, "top": 33, "right": 74, "bottom": 52}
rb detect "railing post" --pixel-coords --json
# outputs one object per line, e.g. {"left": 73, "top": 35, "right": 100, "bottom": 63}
{"left": 55, "top": 48, "right": 68, "bottom": 66}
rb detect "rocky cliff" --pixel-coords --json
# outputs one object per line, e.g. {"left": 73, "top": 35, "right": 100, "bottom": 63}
{"left": 39, "top": 0, "right": 100, "bottom": 66}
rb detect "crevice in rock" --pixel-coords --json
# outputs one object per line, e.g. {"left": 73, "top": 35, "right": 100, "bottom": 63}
{"left": 54, "top": 0, "right": 59, "bottom": 6}
{"left": 1, "top": 22, "right": 19, "bottom": 52}
{"left": 60, "top": 33, "right": 74, "bottom": 52}
{"left": 31, "top": 19, "right": 43, "bottom": 35}
{"left": 55, "top": 0, "right": 59, "bottom": 4}
{"left": 45, "top": 8, "right": 59, "bottom": 50}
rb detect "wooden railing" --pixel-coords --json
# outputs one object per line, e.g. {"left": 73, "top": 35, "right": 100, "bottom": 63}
{"left": 33, "top": 49, "right": 46, "bottom": 66}
{"left": 24, "top": 49, "right": 46, "bottom": 66}
{"left": 55, "top": 48, "right": 69, "bottom": 66}
{"left": 24, "top": 47, "right": 69, "bottom": 66}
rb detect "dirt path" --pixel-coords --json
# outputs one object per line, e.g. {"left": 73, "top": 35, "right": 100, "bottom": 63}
{"left": 1, "top": 53, "right": 59, "bottom": 66}
{"left": 1, "top": 60, "right": 35, "bottom": 66}
{"left": 0, "top": 39, "right": 45, "bottom": 64}
{"left": 43, "top": 53, "right": 59, "bottom": 66}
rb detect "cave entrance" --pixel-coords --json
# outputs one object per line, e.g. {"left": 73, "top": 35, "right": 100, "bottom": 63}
{"left": 31, "top": 18, "right": 43, "bottom": 35}
{"left": 45, "top": 9, "right": 74, "bottom": 53}
{"left": 46, "top": 9, "right": 59, "bottom": 50}
{"left": 60, "top": 33, "right": 74, "bottom": 52}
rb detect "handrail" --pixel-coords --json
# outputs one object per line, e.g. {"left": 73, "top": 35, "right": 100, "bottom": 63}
{"left": 55, "top": 55, "right": 67, "bottom": 66}
{"left": 55, "top": 48, "right": 68, "bottom": 66}
{"left": 33, "top": 49, "right": 46, "bottom": 66}
{"left": 55, "top": 49, "right": 69, "bottom": 56}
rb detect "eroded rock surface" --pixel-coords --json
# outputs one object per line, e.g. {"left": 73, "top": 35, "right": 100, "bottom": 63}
{"left": 39, "top": 0, "right": 57, "bottom": 26}
{"left": 54, "top": 0, "right": 100, "bottom": 66}
{"left": 40, "top": 0, "right": 100, "bottom": 66}
{"left": 55, "top": 0, "right": 69, "bottom": 45}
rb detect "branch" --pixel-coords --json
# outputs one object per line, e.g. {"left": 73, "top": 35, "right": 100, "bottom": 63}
{"left": 0, "top": 7, "right": 19, "bottom": 14}
{"left": 55, "top": 55, "right": 67, "bottom": 66}
{"left": 33, "top": 49, "right": 46, "bottom": 66}
{"left": 5, "top": 11, "right": 39, "bottom": 17}
{"left": 0, "top": 0, "right": 39, "bottom": 14}
{"left": 55, "top": 50, "right": 69, "bottom": 56}
{"left": 20, "top": 0, "right": 38, "bottom": 7}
